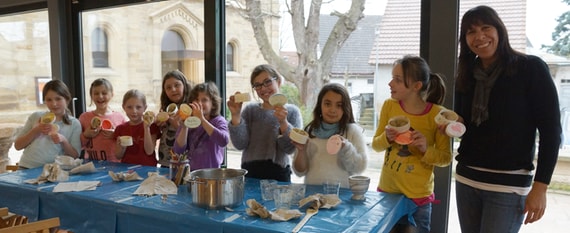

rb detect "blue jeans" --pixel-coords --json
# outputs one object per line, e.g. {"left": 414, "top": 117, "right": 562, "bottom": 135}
{"left": 392, "top": 202, "right": 431, "bottom": 233}
{"left": 455, "top": 181, "right": 525, "bottom": 233}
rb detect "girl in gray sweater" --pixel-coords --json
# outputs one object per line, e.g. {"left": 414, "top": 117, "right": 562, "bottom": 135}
{"left": 227, "top": 64, "right": 302, "bottom": 182}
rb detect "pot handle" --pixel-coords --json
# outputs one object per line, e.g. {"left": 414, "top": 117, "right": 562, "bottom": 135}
{"left": 187, "top": 180, "right": 207, "bottom": 185}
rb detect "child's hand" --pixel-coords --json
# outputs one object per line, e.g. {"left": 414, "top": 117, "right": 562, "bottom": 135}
{"left": 168, "top": 114, "right": 182, "bottom": 129}
{"left": 50, "top": 133, "right": 64, "bottom": 144}
{"left": 227, "top": 92, "right": 243, "bottom": 115}
{"left": 409, "top": 131, "right": 427, "bottom": 153}
{"left": 100, "top": 129, "right": 114, "bottom": 139}
{"left": 273, "top": 105, "right": 288, "bottom": 124}
{"left": 85, "top": 127, "right": 100, "bottom": 138}
{"left": 338, "top": 135, "right": 347, "bottom": 148}
{"left": 116, "top": 137, "right": 124, "bottom": 148}
{"left": 436, "top": 124, "right": 447, "bottom": 135}
{"left": 189, "top": 102, "right": 204, "bottom": 120}
{"left": 155, "top": 118, "right": 167, "bottom": 128}
{"left": 37, "top": 122, "right": 52, "bottom": 135}
{"left": 384, "top": 126, "right": 398, "bottom": 142}
{"left": 291, "top": 138, "right": 306, "bottom": 151}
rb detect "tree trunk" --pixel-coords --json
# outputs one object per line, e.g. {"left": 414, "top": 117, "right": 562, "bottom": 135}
{"left": 244, "top": 0, "right": 366, "bottom": 109}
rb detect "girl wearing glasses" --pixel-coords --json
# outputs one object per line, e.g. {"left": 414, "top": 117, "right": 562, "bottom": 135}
{"left": 227, "top": 64, "right": 303, "bottom": 182}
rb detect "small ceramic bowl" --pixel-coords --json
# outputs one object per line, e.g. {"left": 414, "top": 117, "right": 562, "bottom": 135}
{"left": 434, "top": 109, "right": 459, "bottom": 125}
{"left": 179, "top": 104, "right": 192, "bottom": 120}
{"left": 387, "top": 116, "right": 410, "bottom": 134}
{"left": 234, "top": 92, "right": 251, "bottom": 103}
{"left": 348, "top": 175, "right": 370, "bottom": 201}
{"left": 166, "top": 103, "right": 178, "bottom": 116}
{"left": 290, "top": 128, "right": 308, "bottom": 144}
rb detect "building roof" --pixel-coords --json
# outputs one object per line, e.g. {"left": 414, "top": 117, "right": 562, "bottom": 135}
{"left": 319, "top": 14, "right": 382, "bottom": 75}
{"left": 369, "top": 0, "right": 527, "bottom": 64}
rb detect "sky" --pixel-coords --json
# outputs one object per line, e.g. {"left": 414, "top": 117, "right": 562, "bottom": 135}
{"left": 280, "top": 0, "right": 570, "bottom": 51}
{"left": 527, "top": 0, "right": 570, "bottom": 48}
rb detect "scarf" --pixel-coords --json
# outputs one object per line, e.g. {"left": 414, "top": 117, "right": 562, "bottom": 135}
{"left": 312, "top": 122, "right": 339, "bottom": 139}
{"left": 471, "top": 60, "right": 503, "bottom": 126}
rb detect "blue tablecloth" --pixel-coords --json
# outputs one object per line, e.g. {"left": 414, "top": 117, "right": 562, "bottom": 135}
{"left": 0, "top": 162, "right": 416, "bottom": 233}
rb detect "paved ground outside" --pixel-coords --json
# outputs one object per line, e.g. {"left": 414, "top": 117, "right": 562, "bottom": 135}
{"left": 6, "top": 141, "right": 570, "bottom": 232}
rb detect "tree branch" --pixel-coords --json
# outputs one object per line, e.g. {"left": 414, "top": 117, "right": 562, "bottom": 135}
{"left": 319, "top": 0, "right": 365, "bottom": 74}
{"left": 245, "top": 0, "right": 295, "bottom": 80}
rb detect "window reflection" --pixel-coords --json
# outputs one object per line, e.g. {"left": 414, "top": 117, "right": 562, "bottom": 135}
{"left": 81, "top": 1, "right": 206, "bottom": 112}
{"left": 92, "top": 28, "right": 108, "bottom": 68}
{"left": 226, "top": 43, "right": 234, "bottom": 71}
{"left": 0, "top": 11, "right": 51, "bottom": 120}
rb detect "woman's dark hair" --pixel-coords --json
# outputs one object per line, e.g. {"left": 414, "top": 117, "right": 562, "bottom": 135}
{"left": 394, "top": 55, "right": 446, "bottom": 105}
{"left": 305, "top": 83, "right": 355, "bottom": 137}
{"left": 189, "top": 82, "right": 222, "bottom": 118}
{"left": 160, "top": 70, "right": 192, "bottom": 110}
{"left": 456, "top": 5, "right": 524, "bottom": 92}
{"left": 42, "top": 79, "right": 73, "bottom": 125}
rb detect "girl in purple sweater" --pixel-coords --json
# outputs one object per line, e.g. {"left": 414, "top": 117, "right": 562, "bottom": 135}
{"left": 173, "top": 82, "right": 229, "bottom": 170}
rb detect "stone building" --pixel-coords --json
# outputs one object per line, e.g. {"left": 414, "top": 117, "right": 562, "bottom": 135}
{"left": 0, "top": 0, "right": 280, "bottom": 123}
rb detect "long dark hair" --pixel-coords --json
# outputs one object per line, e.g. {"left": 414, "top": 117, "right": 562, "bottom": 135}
{"left": 305, "top": 83, "right": 355, "bottom": 137}
{"left": 189, "top": 82, "right": 222, "bottom": 118}
{"left": 42, "top": 80, "right": 73, "bottom": 125}
{"left": 456, "top": 5, "right": 524, "bottom": 92}
{"left": 395, "top": 55, "right": 446, "bottom": 105}
{"left": 160, "top": 70, "right": 192, "bottom": 110}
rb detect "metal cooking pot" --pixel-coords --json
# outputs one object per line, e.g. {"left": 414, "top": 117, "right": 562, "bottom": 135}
{"left": 185, "top": 168, "right": 248, "bottom": 209}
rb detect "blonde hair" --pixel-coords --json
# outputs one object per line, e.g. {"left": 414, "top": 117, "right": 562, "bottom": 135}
{"left": 122, "top": 89, "right": 146, "bottom": 106}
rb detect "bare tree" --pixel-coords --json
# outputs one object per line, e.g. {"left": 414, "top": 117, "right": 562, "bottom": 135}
{"left": 244, "top": 0, "right": 366, "bottom": 108}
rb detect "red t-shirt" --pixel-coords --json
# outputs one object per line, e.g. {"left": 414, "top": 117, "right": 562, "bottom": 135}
{"left": 114, "top": 121, "right": 161, "bottom": 166}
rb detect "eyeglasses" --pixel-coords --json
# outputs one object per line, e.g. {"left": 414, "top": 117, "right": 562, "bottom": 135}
{"left": 252, "top": 77, "right": 277, "bottom": 90}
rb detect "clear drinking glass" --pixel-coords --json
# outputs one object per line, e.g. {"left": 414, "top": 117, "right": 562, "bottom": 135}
{"left": 260, "top": 179, "right": 277, "bottom": 201}
{"left": 273, "top": 185, "right": 293, "bottom": 210}
{"left": 322, "top": 180, "right": 341, "bottom": 196}
{"left": 289, "top": 183, "right": 306, "bottom": 204}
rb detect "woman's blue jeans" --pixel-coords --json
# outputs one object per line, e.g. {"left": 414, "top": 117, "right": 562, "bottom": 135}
{"left": 455, "top": 181, "right": 525, "bottom": 233}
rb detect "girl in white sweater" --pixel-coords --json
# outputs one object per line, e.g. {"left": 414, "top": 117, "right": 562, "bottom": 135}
{"left": 292, "top": 83, "right": 368, "bottom": 188}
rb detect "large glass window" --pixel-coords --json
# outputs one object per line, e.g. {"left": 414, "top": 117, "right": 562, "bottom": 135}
{"left": 0, "top": 10, "right": 51, "bottom": 121}
{"left": 81, "top": 0, "right": 205, "bottom": 112}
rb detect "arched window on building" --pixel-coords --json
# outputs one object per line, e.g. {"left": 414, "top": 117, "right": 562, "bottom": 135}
{"left": 161, "top": 30, "right": 185, "bottom": 76}
{"left": 92, "top": 27, "right": 108, "bottom": 68}
{"left": 226, "top": 43, "right": 234, "bottom": 71}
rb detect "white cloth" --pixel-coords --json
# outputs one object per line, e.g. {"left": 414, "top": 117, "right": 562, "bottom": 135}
{"left": 133, "top": 172, "right": 177, "bottom": 196}
{"left": 70, "top": 162, "right": 97, "bottom": 174}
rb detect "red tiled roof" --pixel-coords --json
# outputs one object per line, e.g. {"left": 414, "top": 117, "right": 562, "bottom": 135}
{"left": 369, "top": 0, "right": 526, "bottom": 64}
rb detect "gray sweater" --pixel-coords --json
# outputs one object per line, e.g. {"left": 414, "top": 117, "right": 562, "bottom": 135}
{"left": 229, "top": 103, "right": 303, "bottom": 168}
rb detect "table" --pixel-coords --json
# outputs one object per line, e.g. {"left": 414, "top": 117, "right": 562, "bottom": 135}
{"left": 0, "top": 162, "right": 417, "bottom": 233}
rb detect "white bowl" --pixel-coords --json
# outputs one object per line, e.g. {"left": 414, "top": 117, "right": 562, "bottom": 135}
{"left": 387, "top": 116, "right": 410, "bottom": 134}
{"left": 435, "top": 109, "right": 459, "bottom": 125}
{"left": 290, "top": 128, "right": 308, "bottom": 144}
